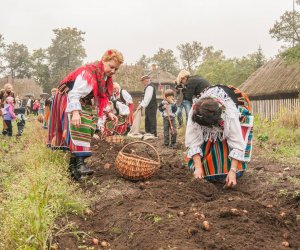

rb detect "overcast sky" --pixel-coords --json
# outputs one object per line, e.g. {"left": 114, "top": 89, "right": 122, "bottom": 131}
{"left": 0, "top": 0, "right": 295, "bottom": 64}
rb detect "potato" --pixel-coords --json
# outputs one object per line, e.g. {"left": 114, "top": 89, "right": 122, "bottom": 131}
{"left": 101, "top": 240, "right": 110, "bottom": 247}
{"left": 92, "top": 238, "right": 99, "bottom": 245}
{"left": 104, "top": 163, "right": 111, "bottom": 169}
{"left": 280, "top": 212, "right": 286, "bottom": 217}
{"left": 84, "top": 208, "right": 94, "bottom": 216}
{"left": 202, "top": 221, "right": 211, "bottom": 231}
{"left": 281, "top": 241, "right": 289, "bottom": 247}
{"left": 178, "top": 211, "right": 184, "bottom": 217}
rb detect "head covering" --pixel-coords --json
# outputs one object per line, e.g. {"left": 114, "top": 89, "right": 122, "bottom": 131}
{"left": 60, "top": 61, "right": 113, "bottom": 117}
{"left": 140, "top": 75, "right": 150, "bottom": 81}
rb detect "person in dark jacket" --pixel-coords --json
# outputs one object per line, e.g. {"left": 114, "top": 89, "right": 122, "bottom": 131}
{"left": 176, "top": 70, "right": 211, "bottom": 127}
{"left": 137, "top": 74, "right": 157, "bottom": 137}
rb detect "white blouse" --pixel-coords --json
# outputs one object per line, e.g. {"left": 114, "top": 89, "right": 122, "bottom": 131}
{"left": 65, "top": 71, "right": 109, "bottom": 113}
{"left": 185, "top": 87, "right": 246, "bottom": 162}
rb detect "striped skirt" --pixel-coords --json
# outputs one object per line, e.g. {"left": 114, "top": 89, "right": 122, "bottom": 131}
{"left": 47, "top": 93, "right": 96, "bottom": 157}
{"left": 187, "top": 139, "right": 246, "bottom": 181}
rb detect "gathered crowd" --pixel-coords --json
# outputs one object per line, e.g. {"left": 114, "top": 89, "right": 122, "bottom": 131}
{"left": 0, "top": 49, "right": 253, "bottom": 188}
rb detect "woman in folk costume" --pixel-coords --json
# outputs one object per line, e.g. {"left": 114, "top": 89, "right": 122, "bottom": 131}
{"left": 185, "top": 85, "right": 253, "bottom": 188}
{"left": 48, "top": 49, "right": 124, "bottom": 180}
{"left": 43, "top": 88, "right": 57, "bottom": 129}
{"left": 105, "top": 82, "right": 134, "bottom": 135}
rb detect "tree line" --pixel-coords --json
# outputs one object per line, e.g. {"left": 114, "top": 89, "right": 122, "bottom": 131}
{"left": 0, "top": 2, "right": 299, "bottom": 92}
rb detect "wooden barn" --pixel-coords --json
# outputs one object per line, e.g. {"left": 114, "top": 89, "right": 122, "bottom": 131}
{"left": 239, "top": 59, "right": 300, "bottom": 119}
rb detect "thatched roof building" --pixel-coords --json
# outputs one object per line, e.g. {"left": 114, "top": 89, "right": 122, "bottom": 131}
{"left": 114, "top": 64, "right": 176, "bottom": 92}
{"left": 148, "top": 64, "right": 176, "bottom": 85}
{"left": 0, "top": 76, "right": 43, "bottom": 98}
{"left": 239, "top": 59, "right": 300, "bottom": 100}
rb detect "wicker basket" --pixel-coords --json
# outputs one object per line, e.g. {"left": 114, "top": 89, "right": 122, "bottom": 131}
{"left": 115, "top": 141, "right": 160, "bottom": 180}
{"left": 105, "top": 135, "right": 126, "bottom": 144}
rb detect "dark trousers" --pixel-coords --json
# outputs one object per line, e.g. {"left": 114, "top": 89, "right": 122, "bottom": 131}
{"left": 3, "top": 120, "right": 12, "bottom": 136}
{"left": 33, "top": 109, "right": 38, "bottom": 116}
{"left": 163, "top": 116, "right": 177, "bottom": 146}
{"left": 145, "top": 107, "right": 157, "bottom": 137}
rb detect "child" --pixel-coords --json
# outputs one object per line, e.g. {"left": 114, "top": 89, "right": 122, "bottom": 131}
{"left": 15, "top": 107, "right": 26, "bottom": 136}
{"left": 2, "top": 96, "right": 16, "bottom": 136}
{"left": 158, "top": 89, "right": 177, "bottom": 148}
{"left": 32, "top": 99, "right": 40, "bottom": 116}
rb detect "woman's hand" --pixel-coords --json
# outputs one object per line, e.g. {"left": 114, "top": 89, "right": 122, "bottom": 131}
{"left": 107, "top": 112, "right": 118, "bottom": 123}
{"left": 192, "top": 154, "right": 204, "bottom": 179}
{"left": 93, "top": 134, "right": 100, "bottom": 141}
{"left": 225, "top": 158, "right": 238, "bottom": 188}
{"left": 225, "top": 169, "right": 237, "bottom": 188}
{"left": 71, "top": 110, "right": 81, "bottom": 128}
{"left": 194, "top": 166, "right": 204, "bottom": 179}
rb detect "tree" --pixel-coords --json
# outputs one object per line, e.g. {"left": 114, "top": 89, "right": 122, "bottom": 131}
{"left": 202, "top": 46, "right": 225, "bottom": 61}
{"left": 269, "top": 11, "right": 300, "bottom": 46}
{"left": 48, "top": 27, "right": 86, "bottom": 89}
{"left": 177, "top": 41, "right": 203, "bottom": 73}
{"left": 31, "top": 49, "right": 51, "bottom": 92}
{"left": 0, "top": 34, "right": 5, "bottom": 74}
{"left": 152, "top": 48, "right": 179, "bottom": 75}
{"left": 196, "top": 48, "right": 266, "bottom": 86}
{"left": 280, "top": 44, "right": 300, "bottom": 62}
{"left": 4, "top": 42, "right": 31, "bottom": 78}
{"left": 136, "top": 54, "right": 151, "bottom": 71}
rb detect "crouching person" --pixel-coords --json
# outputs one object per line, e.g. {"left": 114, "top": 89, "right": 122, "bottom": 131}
{"left": 185, "top": 85, "right": 253, "bottom": 188}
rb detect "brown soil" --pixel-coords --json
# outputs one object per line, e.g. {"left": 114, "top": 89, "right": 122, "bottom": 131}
{"left": 54, "top": 137, "right": 300, "bottom": 250}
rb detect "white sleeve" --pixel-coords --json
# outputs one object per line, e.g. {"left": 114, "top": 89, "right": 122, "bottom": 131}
{"left": 224, "top": 111, "right": 246, "bottom": 162}
{"left": 65, "top": 71, "right": 93, "bottom": 113}
{"left": 185, "top": 108, "right": 204, "bottom": 158}
{"left": 140, "top": 86, "right": 154, "bottom": 108}
{"left": 116, "top": 101, "right": 130, "bottom": 115}
{"left": 121, "top": 90, "right": 133, "bottom": 104}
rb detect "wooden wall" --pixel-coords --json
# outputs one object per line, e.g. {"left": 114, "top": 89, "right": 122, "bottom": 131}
{"left": 251, "top": 98, "right": 300, "bottom": 120}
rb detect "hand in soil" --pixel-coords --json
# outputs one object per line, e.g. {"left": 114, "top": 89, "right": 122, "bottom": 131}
{"left": 225, "top": 170, "right": 237, "bottom": 188}
{"left": 193, "top": 167, "right": 204, "bottom": 179}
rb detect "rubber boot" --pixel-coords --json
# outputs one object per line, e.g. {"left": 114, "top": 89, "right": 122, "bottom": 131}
{"left": 76, "top": 157, "right": 94, "bottom": 176}
{"left": 69, "top": 157, "right": 81, "bottom": 181}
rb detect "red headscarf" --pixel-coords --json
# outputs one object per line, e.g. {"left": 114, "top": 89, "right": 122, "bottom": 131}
{"left": 61, "top": 61, "right": 113, "bottom": 117}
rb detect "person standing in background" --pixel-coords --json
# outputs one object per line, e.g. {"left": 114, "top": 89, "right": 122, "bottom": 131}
{"left": 0, "top": 83, "right": 15, "bottom": 134}
{"left": 137, "top": 75, "right": 157, "bottom": 138}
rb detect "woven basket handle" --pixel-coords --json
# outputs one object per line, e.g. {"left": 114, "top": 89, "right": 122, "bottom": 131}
{"left": 120, "top": 141, "right": 160, "bottom": 164}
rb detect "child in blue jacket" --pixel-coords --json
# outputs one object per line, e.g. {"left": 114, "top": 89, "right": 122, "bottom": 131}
{"left": 158, "top": 89, "right": 177, "bottom": 148}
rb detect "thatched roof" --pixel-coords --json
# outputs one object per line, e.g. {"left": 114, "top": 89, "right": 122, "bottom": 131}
{"left": 114, "top": 64, "right": 176, "bottom": 92}
{"left": 239, "top": 59, "right": 300, "bottom": 98}
{"left": 148, "top": 69, "right": 176, "bottom": 84}
{"left": 0, "top": 77, "right": 43, "bottom": 98}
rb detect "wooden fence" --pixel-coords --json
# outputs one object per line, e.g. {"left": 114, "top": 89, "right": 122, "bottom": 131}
{"left": 251, "top": 98, "right": 300, "bottom": 120}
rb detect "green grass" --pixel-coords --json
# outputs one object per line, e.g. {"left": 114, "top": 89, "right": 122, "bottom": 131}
{"left": 0, "top": 117, "right": 87, "bottom": 249}
{"left": 254, "top": 115, "right": 300, "bottom": 164}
